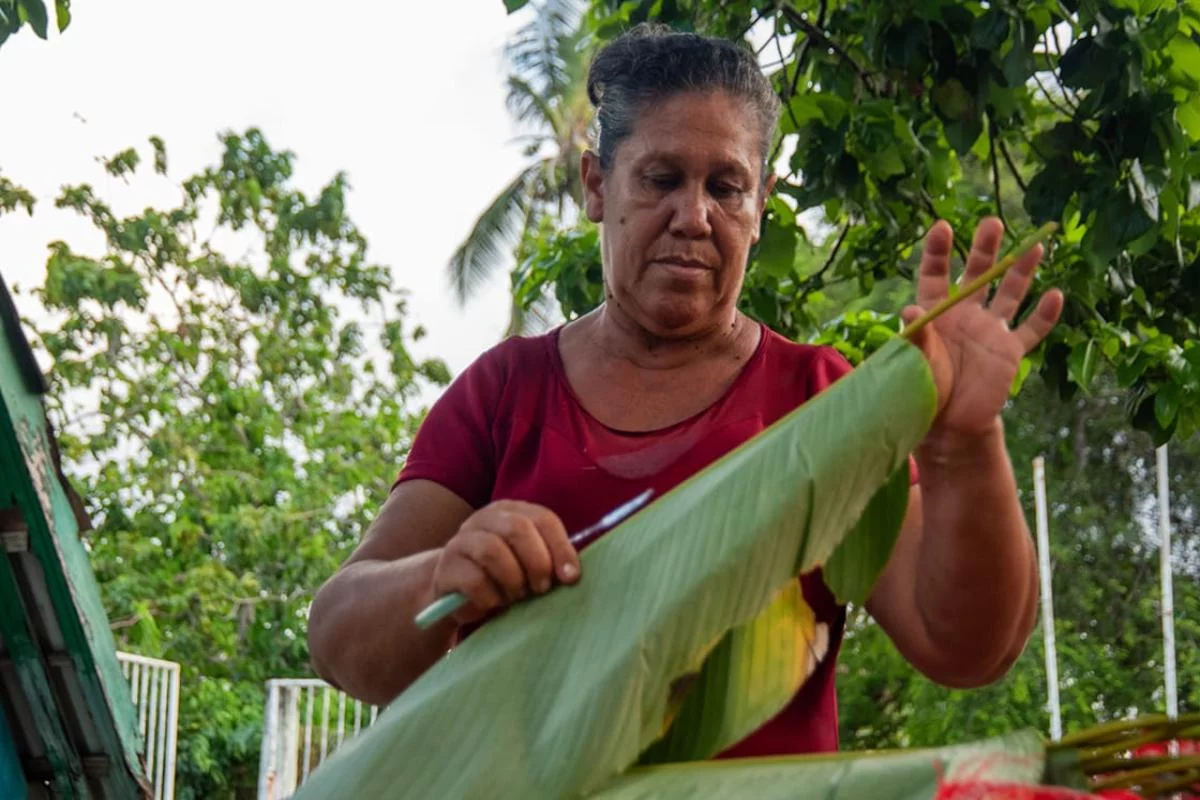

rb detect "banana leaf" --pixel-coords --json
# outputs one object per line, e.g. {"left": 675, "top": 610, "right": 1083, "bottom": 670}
{"left": 293, "top": 337, "right": 937, "bottom": 799}
{"left": 594, "top": 730, "right": 1051, "bottom": 799}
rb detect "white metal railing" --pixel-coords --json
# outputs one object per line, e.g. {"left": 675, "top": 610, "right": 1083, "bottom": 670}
{"left": 117, "top": 651, "right": 180, "bottom": 800}
{"left": 257, "top": 678, "right": 381, "bottom": 800}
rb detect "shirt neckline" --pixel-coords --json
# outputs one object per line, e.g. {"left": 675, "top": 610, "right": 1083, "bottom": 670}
{"left": 545, "top": 319, "right": 770, "bottom": 438}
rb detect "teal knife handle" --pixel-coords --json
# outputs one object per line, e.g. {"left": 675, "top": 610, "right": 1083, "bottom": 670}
{"left": 414, "top": 592, "right": 467, "bottom": 630}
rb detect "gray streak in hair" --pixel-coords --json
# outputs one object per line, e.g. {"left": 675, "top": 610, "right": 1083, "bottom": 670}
{"left": 586, "top": 23, "right": 781, "bottom": 180}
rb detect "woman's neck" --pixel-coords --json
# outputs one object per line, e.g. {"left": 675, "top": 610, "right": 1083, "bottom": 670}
{"left": 577, "top": 302, "right": 754, "bottom": 372}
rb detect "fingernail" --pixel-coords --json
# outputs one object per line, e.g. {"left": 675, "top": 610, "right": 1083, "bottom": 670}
{"left": 561, "top": 563, "right": 578, "bottom": 581}
{"left": 537, "top": 579, "right": 551, "bottom": 593}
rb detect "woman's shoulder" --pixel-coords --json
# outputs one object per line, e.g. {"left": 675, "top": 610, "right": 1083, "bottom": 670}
{"left": 757, "top": 326, "right": 854, "bottom": 389}
{"left": 455, "top": 330, "right": 558, "bottom": 387}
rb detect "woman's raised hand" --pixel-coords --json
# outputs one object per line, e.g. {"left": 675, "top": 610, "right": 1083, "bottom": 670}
{"left": 904, "top": 217, "right": 1064, "bottom": 442}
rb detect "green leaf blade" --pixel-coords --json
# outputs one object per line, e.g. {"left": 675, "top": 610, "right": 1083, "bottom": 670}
{"left": 824, "top": 464, "right": 911, "bottom": 606}
{"left": 291, "top": 339, "right": 937, "bottom": 799}
{"left": 17, "top": 0, "right": 49, "bottom": 38}
{"left": 595, "top": 731, "right": 1051, "bottom": 799}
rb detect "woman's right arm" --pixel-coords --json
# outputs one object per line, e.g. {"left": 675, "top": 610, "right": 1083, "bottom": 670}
{"left": 307, "top": 479, "right": 579, "bottom": 706}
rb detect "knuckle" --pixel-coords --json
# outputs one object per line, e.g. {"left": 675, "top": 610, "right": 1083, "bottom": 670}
{"left": 532, "top": 506, "right": 564, "bottom": 531}
{"left": 476, "top": 538, "right": 511, "bottom": 571}
{"left": 500, "top": 512, "right": 539, "bottom": 543}
{"left": 462, "top": 576, "right": 499, "bottom": 607}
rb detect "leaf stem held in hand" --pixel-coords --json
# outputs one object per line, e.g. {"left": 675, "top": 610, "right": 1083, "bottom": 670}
{"left": 901, "top": 221, "right": 1060, "bottom": 341}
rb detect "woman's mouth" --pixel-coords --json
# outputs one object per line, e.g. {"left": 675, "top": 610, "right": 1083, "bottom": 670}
{"left": 649, "top": 259, "right": 714, "bottom": 279}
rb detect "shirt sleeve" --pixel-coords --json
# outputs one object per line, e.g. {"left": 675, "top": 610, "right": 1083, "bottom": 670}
{"left": 807, "top": 346, "right": 920, "bottom": 486}
{"left": 393, "top": 347, "right": 507, "bottom": 509}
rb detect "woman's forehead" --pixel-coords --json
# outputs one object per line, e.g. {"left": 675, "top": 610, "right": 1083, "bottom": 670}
{"left": 620, "top": 92, "right": 760, "bottom": 172}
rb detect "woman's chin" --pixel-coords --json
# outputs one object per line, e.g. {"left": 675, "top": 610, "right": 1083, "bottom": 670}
{"left": 638, "top": 298, "right": 724, "bottom": 336}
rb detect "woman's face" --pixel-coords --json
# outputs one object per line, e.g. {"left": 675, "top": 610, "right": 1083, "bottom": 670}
{"left": 582, "top": 90, "right": 773, "bottom": 339}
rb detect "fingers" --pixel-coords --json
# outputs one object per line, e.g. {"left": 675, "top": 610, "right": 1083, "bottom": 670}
{"left": 916, "top": 220, "right": 954, "bottom": 308}
{"left": 495, "top": 512, "right": 556, "bottom": 593}
{"left": 434, "top": 546, "right": 506, "bottom": 616}
{"left": 526, "top": 505, "right": 580, "bottom": 585}
{"left": 434, "top": 500, "right": 579, "bottom": 623}
{"left": 959, "top": 217, "right": 1005, "bottom": 302}
{"left": 1014, "top": 289, "right": 1064, "bottom": 353}
{"left": 988, "top": 243, "right": 1044, "bottom": 322}
{"left": 900, "top": 305, "right": 927, "bottom": 348}
{"left": 457, "top": 531, "right": 528, "bottom": 603}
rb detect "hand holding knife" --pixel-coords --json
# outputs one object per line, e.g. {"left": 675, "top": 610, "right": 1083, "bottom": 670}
{"left": 414, "top": 489, "right": 654, "bottom": 630}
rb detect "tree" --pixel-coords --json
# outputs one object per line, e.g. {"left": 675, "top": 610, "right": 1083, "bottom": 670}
{"left": 506, "top": 0, "right": 1200, "bottom": 444}
{"left": 8, "top": 130, "right": 448, "bottom": 797}
{"left": 0, "top": 0, "right": 70, "bottom": 48}
{"left": 448, "top": 0, "right": 595, "bottom": 334}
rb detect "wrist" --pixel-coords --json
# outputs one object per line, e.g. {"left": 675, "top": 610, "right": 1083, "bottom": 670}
{"left": 917, "top": 417, "right": 1006, "bottom": 470}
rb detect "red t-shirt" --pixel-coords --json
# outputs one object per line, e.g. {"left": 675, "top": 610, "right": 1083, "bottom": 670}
{"left": 396, "top": 322, "right": 856, "bottom": 758}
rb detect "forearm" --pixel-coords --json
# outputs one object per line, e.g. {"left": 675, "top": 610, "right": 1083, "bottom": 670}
{"left": 913, "top": 420, "right": 1038, "bottom": 671}
{"left": 308, "top": 549, "right": 456, "bottom": 705}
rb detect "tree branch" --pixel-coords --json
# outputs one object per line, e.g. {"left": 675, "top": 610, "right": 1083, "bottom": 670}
{"left": 768, "top": 22, "right": 815, "bottom": 169}
{"left": 1045, "top": 30, "right": 1079, "bottom": 111}
{"left": 988, "top": 118, "right": 1014, "bottom": 240}
{"left": 918, "top": 190, "right": 971, "bottom": 262}
{"left": 998, "top": 138, "right": 1030, "bottom": 194}
{"left": 779, "top": 3, "right": 876, "bottom": 96}
{"left": 813, "top": 223, "right": 851, "bottom": 283}
{"left": 737, "top": 5, "right": 772, "bottom": 40}
{"left": 110, "top": 615, "right": 142, "bottom": 631}
{"left": 1032, "top": 72, "right": 1076, "bottom": 118}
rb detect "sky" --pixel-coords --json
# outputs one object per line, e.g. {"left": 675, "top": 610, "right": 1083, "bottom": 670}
{"left": 0, "top": 0, "right": 530, "bottom": 385}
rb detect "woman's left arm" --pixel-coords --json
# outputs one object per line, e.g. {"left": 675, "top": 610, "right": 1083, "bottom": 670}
{"left": 866, "top": 217, "right": 1062, "bottom": 688}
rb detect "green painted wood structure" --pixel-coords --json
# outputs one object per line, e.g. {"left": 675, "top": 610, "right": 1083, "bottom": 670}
{"left": 0, "top": 274, "right": 148, "bottom": 798}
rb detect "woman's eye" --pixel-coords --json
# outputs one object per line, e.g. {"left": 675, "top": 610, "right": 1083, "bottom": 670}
{"left": 645, "top": 173, "right": 678, "bottom": 190}
{"left": 710, "top": 182, "right": 744, "bottom": 199}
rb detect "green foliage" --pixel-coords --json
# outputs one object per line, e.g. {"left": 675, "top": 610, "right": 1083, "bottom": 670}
{"left": 20, "top": 130, "right": 447, "bottom": 798}
{"left": 0, "top": 171, "right": 37, "bottom": 216}
{"left": 506, "top": 0, "right": 1200, "bottom": 444}
{"left": 0, "top": 0, "right": 69, "bottom": 47}
{"left": 512, "top": 217, "right": 605, "bottom": 319}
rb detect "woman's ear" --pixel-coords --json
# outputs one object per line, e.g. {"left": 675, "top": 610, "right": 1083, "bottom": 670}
{"left": 581, "top": 150, "right": 605, "bottom": 223}
{"left": 749, "top": 173, "right": 778, "bottom": 244}
{"left": 759, "top": 173, "right": 777, "bottom": 217}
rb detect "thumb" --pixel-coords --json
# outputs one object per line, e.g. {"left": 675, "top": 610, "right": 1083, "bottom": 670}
{"left": 900, "top": 304, "right": 951, "bottom": 414}
{"left": 900, "top": 305, "right": 927, "bottom": 348}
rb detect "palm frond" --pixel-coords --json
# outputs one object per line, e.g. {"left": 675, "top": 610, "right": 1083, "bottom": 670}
{"left": 506, "top": 75, "right": 559, "bottom": 131}
{"left": 505, "top": 0, "right": 586, "bottom": 99}
{"left": 447, "top": 163, "right": 542, "bottom": 305}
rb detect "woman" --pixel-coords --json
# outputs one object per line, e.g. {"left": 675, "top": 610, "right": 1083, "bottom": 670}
{"left": 308, "top": 24, "right": 1063, "bottom": 757}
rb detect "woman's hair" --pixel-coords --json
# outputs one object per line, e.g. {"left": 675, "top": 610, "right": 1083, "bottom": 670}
{"left": 586, "top": 23, "right": 781, "bottom": 179}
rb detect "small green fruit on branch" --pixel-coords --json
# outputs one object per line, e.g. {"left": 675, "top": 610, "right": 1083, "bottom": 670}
{"left": 900, "top": 221, "right": 1060, "bottom": 341}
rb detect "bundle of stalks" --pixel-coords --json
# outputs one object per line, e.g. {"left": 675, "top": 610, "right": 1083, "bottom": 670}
{"left": 1049, "top": 713, "right": 1200, "bottom": 799}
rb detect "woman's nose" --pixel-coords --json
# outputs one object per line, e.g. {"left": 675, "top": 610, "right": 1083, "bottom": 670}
{"left": 667, "top": 184, "right": 712, "bottom": 239}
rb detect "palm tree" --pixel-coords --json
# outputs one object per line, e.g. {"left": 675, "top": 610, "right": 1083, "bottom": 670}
{"left": 447, "top": 0, "right": 594, "bottom": 335}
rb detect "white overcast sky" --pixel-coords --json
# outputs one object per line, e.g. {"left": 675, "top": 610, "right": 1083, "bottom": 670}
{"left": 0, "top": 0, "right": 528, "bottom": 384}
